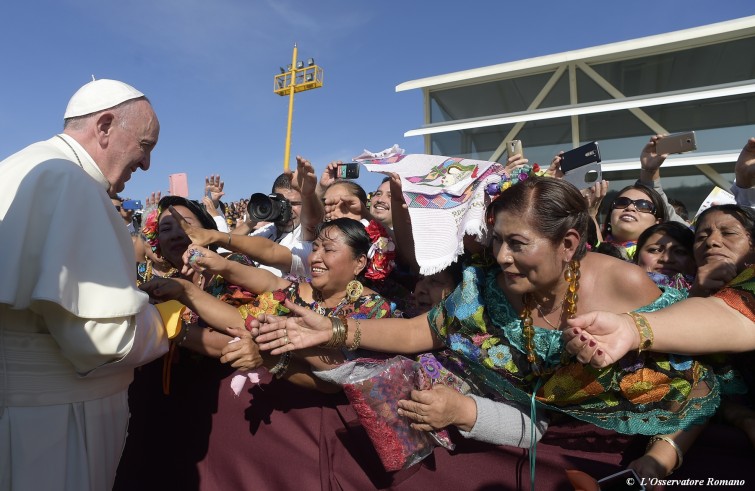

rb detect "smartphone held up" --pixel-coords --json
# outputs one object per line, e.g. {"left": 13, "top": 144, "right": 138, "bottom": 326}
{"left": 559, "top": 141, "right": 603, "bottom": 191}
{"left": 655, "top": 131, "right": 697, "bottom": 155}
{"left": 336, "top": 162, "right": 360, "bottom": 179}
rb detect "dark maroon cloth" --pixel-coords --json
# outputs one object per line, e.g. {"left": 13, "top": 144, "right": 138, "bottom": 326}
{"left": 113, "top": 349, "right": 346, "bottom": 491}
{"left": 115, "top": 353, "right": 755, "bottom": 491}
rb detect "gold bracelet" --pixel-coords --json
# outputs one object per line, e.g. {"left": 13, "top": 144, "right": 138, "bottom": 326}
{"left": 625, "top": 311, "right": 654, "bottom": 354}
{"left": 347, "top": 319, "right": 362, "bottom": 351}
{"left": 324, "top": 316, "right": 347, "bottom": 348}
{"left": 646, "top": 435, "right": 683, "bottom": 474}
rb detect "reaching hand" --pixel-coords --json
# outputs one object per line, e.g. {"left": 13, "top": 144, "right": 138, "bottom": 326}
{"left": 254, "top": 300, "right": 332, "bottom": 355}
{"left": 202, "top": 196, "right": 220, "bottom": 218}
{"left": 397, "top": 386, "right": 476, "bottom": 432}
{"left": 220, "top": 327, "right": 264, "bottom": 370}
{"left": 388, "top": 172, "right": 408, "bottom": 211}
{"left": 139, "top": 277, "right": 189, "bottom": 303}
{"left": 735, "top": 137, "right": 755, "bottom": 189}
{"left": 640, "top": 135, "right": 668, "bottom": 174}
{"left": 324, "top": 194, "right": 363, "bottom": 221}
{"left": 504, "top": 152, "right": 529, "bottom": 175}
{"left": 563, "top": 311, "right": 638, "bottom": 368}
{"left": 204, "top": 174, "right": 225, "bottom": 208}
{"left": 545, "top": 152, "right": 565, "bottom": 178}
{"left": 317, "top": 161, "right": 340, "bottom": 196}
{"left": 582, "top": 180, "right": 610, "bottom": 219}
{"left": 690, "top": 259, "right": 738, "bottom": 296}
{"left": 145, "top": 191, "right": 162, "bottom": 210}
{"left": 181, "top": 244, "right": 227, "bottom": 277}
{"left": 168, "top": 205, "right": 216, "bottom": 247}
{"left": 296, "top": 156, "right": 318, "bottom": 197}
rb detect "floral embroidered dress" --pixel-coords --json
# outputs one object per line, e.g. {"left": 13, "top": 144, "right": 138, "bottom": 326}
{"left": 714, "top": 265, "right": 755, "bottom": 323}
{"left": 427, "top": 265, "right": 724, "bottom": 436}
{"left": 238, "top": 281, "right": 392, "bottom": 331}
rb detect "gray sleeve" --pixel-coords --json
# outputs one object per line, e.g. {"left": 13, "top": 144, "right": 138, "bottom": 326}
{"left": 731, "top": 181, "right": 755, "bottom": 208}
{"left": 457, "top": 395, "right": 549, "bottom": 447}
{"left": 636, "top": 178, "right": 687, "bottom": 225}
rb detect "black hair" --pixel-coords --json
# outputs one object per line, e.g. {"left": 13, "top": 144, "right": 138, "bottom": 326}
{"left": 314, "top": 218, "right": 371, "bottom": 278}
{"left": 668, "top": 198, "right": 689, "bottom": 222}
{"left": 271, "top": 173, "right": 293, "bottom": 193}
{"left": 696, "top": 204, "right": 755, "bottom": 241}
{"left": 157, "top": 196, "right": 219, "bottom": 251}
{"left": 634, "top": 222, "right": 695, "bottom": 265}
{"left": 486, "top": 176, "right": 590, "bottom": 260}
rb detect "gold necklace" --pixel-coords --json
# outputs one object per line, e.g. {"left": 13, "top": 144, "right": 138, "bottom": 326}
{"left": 535, "top": 304, "right": 562, "bottom": 329}
{"left": 311, "top": 289, "right": 350, "bottom": 316}
{"left": 521, "top": 259, "right": 580, "bottom": 375}
{"left": 144, "top": 259, "right": 178, "bottom": 282}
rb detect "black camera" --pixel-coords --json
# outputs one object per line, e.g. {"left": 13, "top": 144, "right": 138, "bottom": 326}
{"left": 248, "top": 193, "right": 292, "bottom": 224}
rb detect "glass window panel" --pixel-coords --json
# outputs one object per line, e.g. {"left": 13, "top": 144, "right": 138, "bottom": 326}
{"left": 429, "top": 71, "right": 554, "bottom": 123}
{"left": 588, "top": 37, "right": 755, "bottom": 99}
{"left": 429, "top": 118, "right": 573, "bottom": 164}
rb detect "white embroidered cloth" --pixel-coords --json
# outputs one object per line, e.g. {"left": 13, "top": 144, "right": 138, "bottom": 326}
{"left": 357, "top": 149, "right": 506, "bottom": 275}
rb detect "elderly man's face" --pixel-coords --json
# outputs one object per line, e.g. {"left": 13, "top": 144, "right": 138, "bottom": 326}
{"left": 103, "top": 100, "right": 160, "bottom": 194}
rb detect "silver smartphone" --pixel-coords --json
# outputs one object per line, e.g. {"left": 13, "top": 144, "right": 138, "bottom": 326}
{"left": 563, "top": 162, "right": 602, "bottom": 191}
{"left": 655, "top": 131, "right": 697, "bottom": 155}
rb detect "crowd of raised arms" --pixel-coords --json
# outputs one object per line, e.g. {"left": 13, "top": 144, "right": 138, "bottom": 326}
{"left": 112, "top": 134, "right": 753, "bottom": 488}
{"left": 1, "top": 79, "right": 753, "bottom": 491}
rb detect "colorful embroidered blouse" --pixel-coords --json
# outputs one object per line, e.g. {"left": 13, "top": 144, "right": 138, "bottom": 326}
{"left": 713, "top": 265, "right": 755, "bottom": 322}
{"left": 427, "top": 265, "right": 723, "bottom": 436}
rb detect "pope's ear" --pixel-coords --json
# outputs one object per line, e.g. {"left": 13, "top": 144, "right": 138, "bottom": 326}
{"left": 94, "top": 111, "right": 115, "bottom": 146}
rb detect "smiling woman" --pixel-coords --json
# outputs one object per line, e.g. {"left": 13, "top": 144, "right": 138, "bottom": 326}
{"left": 254, "top": 176, "right": 725, "bottom": 482}
{"left": 602, "top": 184, "right": 667, "bottom": 260}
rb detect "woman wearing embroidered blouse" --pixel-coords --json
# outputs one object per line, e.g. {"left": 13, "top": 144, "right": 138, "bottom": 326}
{"left": 156, "top": 217, "right": 393, "bottom": 375}
{"left": 566, "top": 204, "right": 755, "bottom": 443}
{"left": 253, "top": 176, "right": 721, "bottom": 480}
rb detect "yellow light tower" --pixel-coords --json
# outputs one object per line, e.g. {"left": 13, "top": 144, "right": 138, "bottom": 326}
{"left": 273, "top": 44, "right": 324, "bottom": 172}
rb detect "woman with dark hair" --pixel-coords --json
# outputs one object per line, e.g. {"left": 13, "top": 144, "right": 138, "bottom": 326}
{"left": 119, "top": 217, "right": 392, "bottom": 491}
{"left": 254, "top": 175, "right": 720, "bottom": 482}
{"left": 635, "top": 221, "right": 696, "bottom": 289}
{"left": 601, "top": 184, "right": 667, "bottom": 260}
{"left": 137, "top": 196, "right": 220, "bottom": 284}
{"left": 151, "top": 217, "right": 392, "bottom": 372}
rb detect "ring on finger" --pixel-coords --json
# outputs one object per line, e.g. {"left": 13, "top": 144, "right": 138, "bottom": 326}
{"left": 282, "top": 335, "right": 289, "bottom": 346}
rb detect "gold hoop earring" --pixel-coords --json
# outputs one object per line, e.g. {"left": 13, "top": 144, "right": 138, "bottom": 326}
{"left": 346, "top": 279, "right": 363, "bottom": 302}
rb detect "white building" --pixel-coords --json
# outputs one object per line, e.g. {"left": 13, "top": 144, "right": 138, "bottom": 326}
{"left": 397, "top": 16, "right": 755, "bottom": 213}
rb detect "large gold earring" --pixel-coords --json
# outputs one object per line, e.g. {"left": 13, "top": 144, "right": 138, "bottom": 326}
{"left": 346, "top": 279, "right": 363, "bottom": 302}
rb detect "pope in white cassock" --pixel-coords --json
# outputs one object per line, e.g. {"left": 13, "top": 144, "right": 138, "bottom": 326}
{"left": 0, "top": 79, "right": 171, "bottom": 491}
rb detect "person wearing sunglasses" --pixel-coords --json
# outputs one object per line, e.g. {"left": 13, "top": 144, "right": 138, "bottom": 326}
{"left": 601, "top": 184, "right": 667, "bottom": 260}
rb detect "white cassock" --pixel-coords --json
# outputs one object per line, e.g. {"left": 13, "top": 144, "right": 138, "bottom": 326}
{"left": 0, "top": 135, "right": 169, "bottom": 491}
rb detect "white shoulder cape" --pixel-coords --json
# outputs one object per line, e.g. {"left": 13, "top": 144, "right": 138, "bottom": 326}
{"left": 0, "top": 135, "right": 146, "bottom": 318}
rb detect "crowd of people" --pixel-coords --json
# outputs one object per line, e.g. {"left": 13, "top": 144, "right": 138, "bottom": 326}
{"left": 0, "top": 78, "right": 753, "bottom": 491}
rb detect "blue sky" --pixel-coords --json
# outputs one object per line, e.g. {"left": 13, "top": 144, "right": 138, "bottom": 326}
{"left": 1, "top": 1, "right": 753, "bottom": 203}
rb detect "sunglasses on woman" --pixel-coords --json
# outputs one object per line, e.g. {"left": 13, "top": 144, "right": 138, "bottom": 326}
{"left": 611, "top": 196, "right": 656, "bottom": 215}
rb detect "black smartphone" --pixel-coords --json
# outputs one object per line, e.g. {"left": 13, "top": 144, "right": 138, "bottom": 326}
{"left": 336, "top": 162, "right": 360, "bottom": 179}
{"left": 560, "top": 141, "right": 601, "bottom": 174}
{"left": 655, "top": 131, "right": 697, "bottom": 155}
{"left": 597, "top": 469, "right": 645, "bottom": 491}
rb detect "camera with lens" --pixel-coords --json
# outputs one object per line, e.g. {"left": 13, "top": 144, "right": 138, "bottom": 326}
{"left": 247, "top": 192, "right": 292, "bottom": 224}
